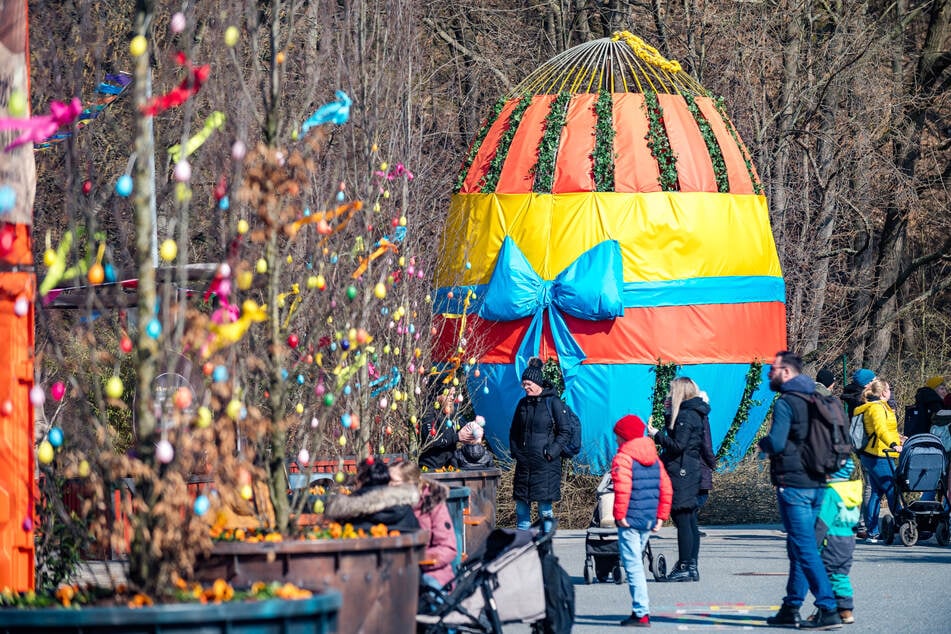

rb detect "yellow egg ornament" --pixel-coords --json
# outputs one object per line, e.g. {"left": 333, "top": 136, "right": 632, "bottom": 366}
{"left": 256, "top": 258, "right": 268, "bottom": 274}
{"left": 224, "top": 26, "right": 240, "bottom": 47}
{"left": 37, "top": 441, "right": 55, "bottom": 465}
{"left": 295, "top": 403, "right": 304, "bottom": 414}
{"left": 237, "top": 270, "right": 253, "bottom": 290}
{"left": 105, "top": 376, "right": 124, "bottom": 399}
{"left": 237, "top": 219, "right": 250, "bottom": 234}
{"left": 307, "top": 275, "right": 319, "bottom": 289}
{"left": 78, "top": 459, "right": 91, "bottom": 478}
{"left": 159, "top": 239, "right": 178, "bottom": 262}
{"left": 334, "top": 471, "right": 345, "bottom": 483}
{"left": 338, "top": 435, "right": 347, "bottom": 447}
{"left": 6, "top": 90, "right": 27, "bottom": 117}
{"left": 43, "top": 249, "right": 56, "bottom": 267}
{"left": 312, "top": 499, "right": 325, "bottom": 514}
{"left": 239, "top": 484, "right": 253, "bottom": 500}
{"left": 129, "top": 35, "right": 148, "bottom": 57}
{"left": 196, "top": 406, "right": 213, "bottom": 428}
{"left": 374, "top": 283, "right": 386, "bottom": 299}
{"left": 226, "top": 399, "right": 243, "bottom": 419}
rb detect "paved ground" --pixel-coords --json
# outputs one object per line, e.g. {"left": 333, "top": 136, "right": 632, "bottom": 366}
{"left": 506, "top": 524, "right": 951, "bottom": 632}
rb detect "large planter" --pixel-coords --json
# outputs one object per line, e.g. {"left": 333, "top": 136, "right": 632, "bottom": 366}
{"left": 0, "top": 594, "right": 340, "bottom": 634}
{"left": 426, "top": 468, "right": 501, "bottom": 557}
{"left": 195, "top": 532, "right": 427, "bottom": 634}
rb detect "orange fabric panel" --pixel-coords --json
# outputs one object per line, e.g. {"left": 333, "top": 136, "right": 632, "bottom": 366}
{"left": 460, "top": 98, "right": 521, "bottom": 194}
{"left": 657, "top": 94, "right": 717, "bottom": 193}
{"left": 497, "top": 95, "right": 556, "bottom": 194}
{"left": 695, "top": 97, "right": 754, "bottom": 195}
{"left": 432, "top": 302, "right": 786, "bottom": 366}
{"left": 431, "top": 314, "right": 558, "bottom": 364}
{"left": 552, "top": 93, "right": 597, "bottom": 193}
{"left": 0, "top": 231, "right": 35, "bottom": 591}
{"left": 612, "top": 93, "right": 661, "bottom": 193}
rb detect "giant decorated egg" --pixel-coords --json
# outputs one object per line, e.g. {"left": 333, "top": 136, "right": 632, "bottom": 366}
{"left": 433, "top": 33, "right": 786, "bottom": 470}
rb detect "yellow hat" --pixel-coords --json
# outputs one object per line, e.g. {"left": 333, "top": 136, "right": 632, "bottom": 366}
{"left": 925, "top": 376, "right": 946, "bottom": 390}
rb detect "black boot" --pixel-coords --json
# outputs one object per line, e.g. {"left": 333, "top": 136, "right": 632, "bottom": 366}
{"left": 665, "top": 560, "right": 692, "bottom": 582}
{"left": 766, "top": 603, "right": 801, "bottom": 628}
{"left": 686, "top": 559, "right": 699, "bottom": 581}
{"left": 800, "top": 608, "right": 842, "bottom": 630}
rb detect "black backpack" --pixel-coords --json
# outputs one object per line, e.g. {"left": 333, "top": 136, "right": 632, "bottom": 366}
{"left": 535, "top": 549, "right": 575, "bottom": 634}
{"left": 546, "top": 398, "right": 582, "bottom": 458}
{"left": 788, "top": 392, "right": 852, "bottom": 476}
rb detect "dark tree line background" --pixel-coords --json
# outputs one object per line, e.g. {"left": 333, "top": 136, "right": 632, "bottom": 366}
{"left": 27, "top": 0, "right": 950, "bottom": 411}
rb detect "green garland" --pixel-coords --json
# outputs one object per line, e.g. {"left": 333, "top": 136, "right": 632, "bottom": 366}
{"left": 481, "top": 95, "right": 532, "bottom": 193}
{"left": 532, "top": 92, "right": 572, "bottom": 193}
{"left": 712, "top": 96, "right": 763, "bottom": 195}
{"left": 649, "top": 361, "right": 679, "bottom": 426}
{"left": 716, "top": 361, "right": 764, "bottom": 460}
{"left": 592, "top": 89, "right": 616, "bottom": 192}
{"left": 453, "top": 97, "right": 506, "bottom": 193}
{"left": 643, "top": 91, "right": 679, "bottom": 191}
{"left": 542, "top": 357, "right": 566, "bottom": 396}
{"left": 683, "top": 93, "right": 729, "bottom": 193}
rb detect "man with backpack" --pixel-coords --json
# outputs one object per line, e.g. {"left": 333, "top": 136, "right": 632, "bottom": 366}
{"left": 758, "top": 351, "right": 843, "bottom": 630}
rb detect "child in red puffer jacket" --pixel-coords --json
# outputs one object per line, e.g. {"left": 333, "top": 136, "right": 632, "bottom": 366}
{"left": 390, "top": 460, "right": 458, "bottom": 588}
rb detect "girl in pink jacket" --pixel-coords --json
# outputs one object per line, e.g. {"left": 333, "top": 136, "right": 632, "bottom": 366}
{"left": 390, "top": 461, "right": 458, "bottom": 588}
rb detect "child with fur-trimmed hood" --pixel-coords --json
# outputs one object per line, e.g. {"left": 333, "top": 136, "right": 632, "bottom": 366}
{"left": 390, "top": 461, "right": 458, "bottom": 588}
{"left": 324, "top": 459, "right": 420, "bottom": 533}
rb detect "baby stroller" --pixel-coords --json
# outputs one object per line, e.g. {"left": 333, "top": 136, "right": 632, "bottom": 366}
{"left": 583, "top": 473, "right": 666, "bottom": 584}
{"left": 880, "top": 433, "right": 950, "bottom": 547}
{"left": 417, "top": 525, "right": 557, "bottom": 633}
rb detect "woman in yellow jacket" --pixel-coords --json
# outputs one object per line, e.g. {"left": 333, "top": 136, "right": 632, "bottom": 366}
{"left": 855, "top": 379, "right": 903, "bottom": 543}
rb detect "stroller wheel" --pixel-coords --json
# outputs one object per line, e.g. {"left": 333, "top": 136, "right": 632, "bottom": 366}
{"left": 653, "top": 554, "right": 667, "bottom": 581}
{"left": 584, "top": 558, "right": 594, "bottom": 585}
{"left": 935, "top": 519, "right": 950, "bottom": 546}
{"left": 880, "top": 515, "right": 895, "bottom": 545}
{"left": 899, "top": 520, "right": 918, "bottom": 547}
{"left": 613, "top": 563, "right": 625, "bottom": 584}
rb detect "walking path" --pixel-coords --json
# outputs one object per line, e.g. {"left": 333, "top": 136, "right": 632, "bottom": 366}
{"left": 508, "top": 524, "right": 950, "bottom": 632}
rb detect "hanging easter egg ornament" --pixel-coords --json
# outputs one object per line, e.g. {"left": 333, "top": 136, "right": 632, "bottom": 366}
{"left": 173, "top": 160, "right": 191, "bottom": 182}
{"left": 78, "top": 460, "right": 90, "bottom": 477}
{"left": 170, "top": 12, "right": 186, "bottom": 34}
{"left": 13, "top": 296, "right": 28, "bottom": 316}
{"left": 48, "top": 427, "right": 64, "bottom": 448}
{"left": 37, "top": 441, "right": 54, "bottom": 465}
{"left": 129, "top": 35, "right": 148, "bottom": 57}
{"left": 196, "top": 406, "right": 213, "bottom": 428}
{"left": 433, "top": 32, "right": 783, "bottom": 471}
{"left": 298, "top": 448, "right": 310, "bottom": 464}
{"left": 51, "top": 381, "right": 66, "bottom": 401}
{"left": 346, "top": 285, "right": 357, "bottom": 301}
{"left": 224, "top": 26, "right": 240, "bottom": 48}
{"left": 115, "top": 174, "right": 133, "bottom": 197}
{"left": 146, "top": 317, "right": 162, "bottom": 339}
{"left": 120, "top": 335, "right": 134, "bottom": 353}
{"left": 159, "top": 239, "right": 178, "bottom": 262}
{"left": 373, "top": 282, "right": 386, "bottom": 299}
{"left": 155, "top": 439, "right": 175, "bottom": 464}
{"left": 193, "top": 494, "right": 210, "bottom": 516}
{"left": 240, "top": 484, "right": 253, "bottom": 500}
{"left": 6, "top": 89, "right": 27, "bottom": 117}
{"left": 87, "top": 263, "right": 105, "bottom": 284}
{"left": 105, "top": 376, "right": 124, "bottom": 399}
{"left": 226, "top": 399, "right": 243, "bottom": 419}
{"left": 312, "top": 499, "right": 325, "bottom": 514}
{"left": 29, "top": 386, "right": 45, "bottom": 407}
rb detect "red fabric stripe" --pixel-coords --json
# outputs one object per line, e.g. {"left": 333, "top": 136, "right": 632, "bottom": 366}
{"left": 460, "top": 98, "right": 521, "bottom": 193}
{"left": 497, "top": 94, "right": 556, "bottom": 193}
{"left": 612, "top": 93, "right": 661, "bottom": 193}
{"left": 432, "top": 302, "right": 787, "bottom": 365}
{"left": 552, "top": 93, "right": 597, "bottom": 193}
{"left": 695, "top": 97, "right": 755, "bottom": 194}
{"left": 657, "top": 94, "right": 717, "bottom": 193}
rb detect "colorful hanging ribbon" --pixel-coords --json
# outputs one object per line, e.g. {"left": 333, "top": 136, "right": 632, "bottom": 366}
{"left": 142, "top": 53, "right": 210, "bottom": 117}
{"left": 0, "top": 98, "right": 83, "bottom": 151}
{"left": 168, "top": 111, "right": 226, "bottom": 163}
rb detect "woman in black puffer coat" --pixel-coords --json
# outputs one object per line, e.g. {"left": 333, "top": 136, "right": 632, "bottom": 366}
{"left": 648, "top": 377, "right": 710, "bottom": 582}
{"left": 509, "top": 357, "right": 573, "bottom": 530}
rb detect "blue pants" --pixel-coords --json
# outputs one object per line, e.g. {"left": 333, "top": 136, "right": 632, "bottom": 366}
{"left": 859, "top": 454, "right": 896, "bottom": 537}
{"left": 515, "top": 499, "right": 553, "bottom": 531}
{"left": 777, "top": 486, "right": 836, "bottom": 611}
{"left": 618, "top": 526, "right": 653, "bottom": 617}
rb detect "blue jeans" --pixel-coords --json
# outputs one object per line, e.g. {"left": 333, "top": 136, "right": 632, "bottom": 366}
{"left": 859, "top": 454, "right": 896, "bottom": 537}
{"left": 618, "top": 526, "right": 652, "bottom": 617}
{"left": 777, "top": 486, "right": 836, "bottom": 611}
{"left": 515, "top": 499, "right": 553, "bottom": 530}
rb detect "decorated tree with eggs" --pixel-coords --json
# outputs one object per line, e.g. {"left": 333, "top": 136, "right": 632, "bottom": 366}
{"left": 433, "top": 32, "right": 787, "bottom": 471}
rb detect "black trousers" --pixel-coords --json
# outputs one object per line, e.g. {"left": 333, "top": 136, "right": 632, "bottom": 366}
{"left": 671, "top": 508, "right": 699, "bottom": 563}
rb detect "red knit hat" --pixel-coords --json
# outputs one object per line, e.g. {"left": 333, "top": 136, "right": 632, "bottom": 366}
{"left": 614, "top": 414, "right": 646, "bottom": 441}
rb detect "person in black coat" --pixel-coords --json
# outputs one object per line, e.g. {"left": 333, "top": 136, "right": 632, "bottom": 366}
{"left": 418, "top": 382, "right": 460, "bottom": 470}
{"left": 648, "top": 377, "right": 710, "bottom": 582}
{"left": 509, "top": 357, "right": 572, "bottom": 531}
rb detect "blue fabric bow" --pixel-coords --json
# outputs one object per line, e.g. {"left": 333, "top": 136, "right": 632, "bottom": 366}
{"left": 478, "top": 236, "right": 624, "bottom": 385}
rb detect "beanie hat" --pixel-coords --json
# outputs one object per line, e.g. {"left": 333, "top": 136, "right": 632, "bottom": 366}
{"left": 613, "top": 414, "right": 646, "bottom": 441}
{"left": 816, "top": 369, "right": 835, "bottom": 388}
{"left": 852, "top": 368, "right": 875, "bottom": 387}
{"left": 520, "top": 357, "right": 545, "bottom": 387}
{"left": 925, "top": 375, "right": 946, "bottom": 390}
